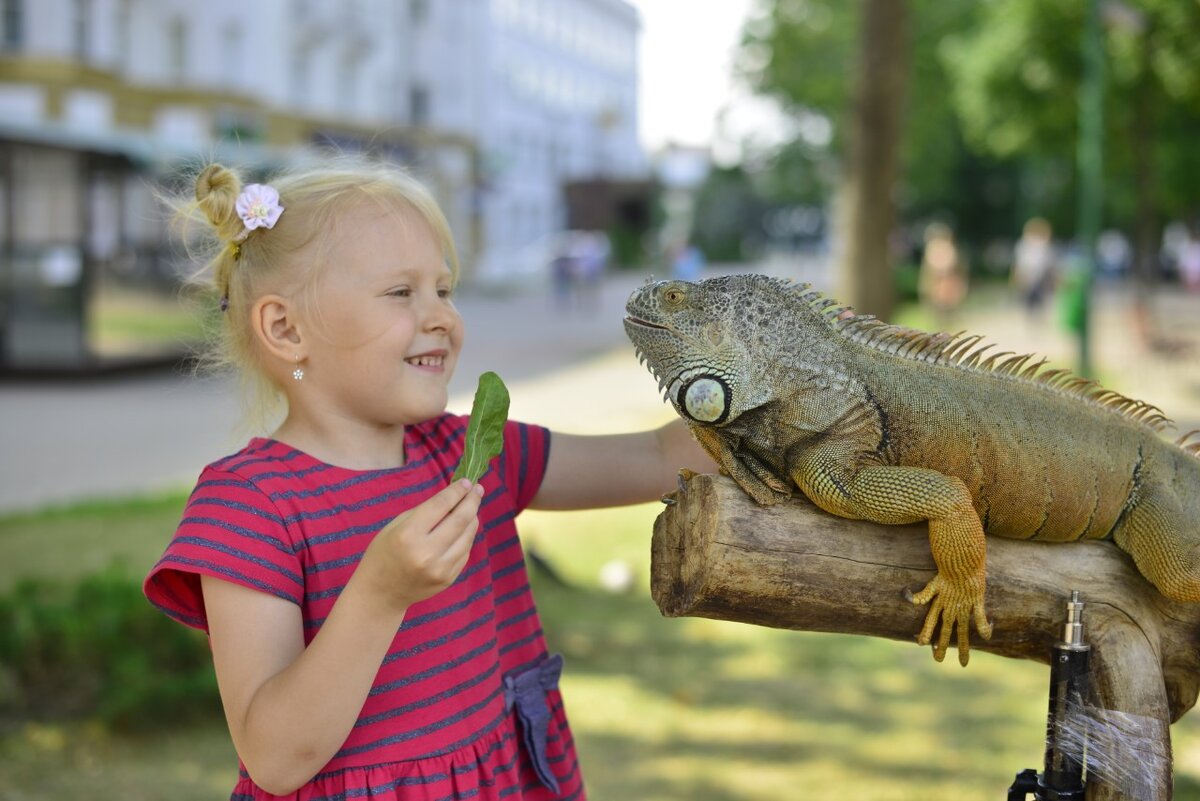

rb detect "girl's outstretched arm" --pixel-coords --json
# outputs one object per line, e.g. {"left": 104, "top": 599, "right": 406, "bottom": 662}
{"left": 201, "top": 479, "right": 482, "bottom": 795}
{"left": 530, "top": 418, "right": 718, "bottom": 510}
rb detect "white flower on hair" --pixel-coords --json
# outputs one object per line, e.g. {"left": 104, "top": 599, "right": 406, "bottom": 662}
{"left": 235, "top": 184, "right": 284, "bottom": 232}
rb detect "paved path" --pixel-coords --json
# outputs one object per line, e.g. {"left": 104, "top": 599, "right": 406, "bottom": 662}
{"left": 0, "top": 270, "right": 679, "bottom": 513}
{"left": 2, "top": 264, "right": 1199, "bottom": 514}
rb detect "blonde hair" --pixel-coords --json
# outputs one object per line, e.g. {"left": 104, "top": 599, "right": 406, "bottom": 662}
{"left": 175, "top": 154, "right": 460, "bottom": 430}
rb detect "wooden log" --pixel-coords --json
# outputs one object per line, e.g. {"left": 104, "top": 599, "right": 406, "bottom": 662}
{"left": 651, "top": 473, "right": 1200, "bottom": 801}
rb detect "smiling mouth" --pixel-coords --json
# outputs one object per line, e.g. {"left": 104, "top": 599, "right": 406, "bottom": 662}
{"left": 623, "top": 315, "right": 670, "bottom": 331}
{"left": 405, "top": 354, "right": 445, "bottom": 367}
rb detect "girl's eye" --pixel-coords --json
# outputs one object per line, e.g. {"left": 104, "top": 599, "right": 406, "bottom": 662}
{"left": 438, "top": 288, "right": 454, "bottom": 299}
{"left": 389, "top": 288, "right": 412, "bottom": 298}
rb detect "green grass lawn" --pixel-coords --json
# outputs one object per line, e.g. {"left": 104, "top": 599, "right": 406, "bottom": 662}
{"left": 5, "top": 494, "right": 1200, "bottom": 799}
{"left": 89, "top": 287, "right": 211, "bottom": 358}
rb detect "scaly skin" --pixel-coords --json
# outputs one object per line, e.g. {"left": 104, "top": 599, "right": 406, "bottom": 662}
{"left": 624, "top": 274, "right": 1200, "bottom": 665}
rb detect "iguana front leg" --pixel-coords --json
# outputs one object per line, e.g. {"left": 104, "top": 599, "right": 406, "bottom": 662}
{"left": 688, "top": 424, "right": 791, "bottom": 505}
{"left": 793, "top": 451, "right": 993, "bottom": 665}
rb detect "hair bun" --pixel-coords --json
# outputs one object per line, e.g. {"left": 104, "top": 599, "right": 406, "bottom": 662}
{"left": 194, "top": 164, "right": 242, "bottom": 234}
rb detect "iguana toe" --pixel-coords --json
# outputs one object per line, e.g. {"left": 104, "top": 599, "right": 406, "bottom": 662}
{"left": 676, "top": 468, "right": 699, "bottom": 494}
{"left": 909, "top": 573, "right": 988, "bottom": 666}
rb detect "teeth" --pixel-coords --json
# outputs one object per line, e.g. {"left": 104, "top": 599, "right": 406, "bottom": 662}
{"left": 406, "top": 355, "right": 444, "bottom": 367}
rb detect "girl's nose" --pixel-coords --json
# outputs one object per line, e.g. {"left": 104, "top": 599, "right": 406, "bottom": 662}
{"left": 422, "top": 292, "right": 458, "bottom": 333}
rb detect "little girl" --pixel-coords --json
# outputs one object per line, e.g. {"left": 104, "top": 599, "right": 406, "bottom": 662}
{"left": 143, "top": 157, "right": 715, "bottom": 800}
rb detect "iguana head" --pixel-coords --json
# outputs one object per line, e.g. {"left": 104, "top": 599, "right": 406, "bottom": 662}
{"left": 624, "top": 274, "right": 802, "bottom": 426}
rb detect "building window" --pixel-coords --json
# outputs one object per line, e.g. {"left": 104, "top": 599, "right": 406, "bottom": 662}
{"left": 0, "top": 0, "right": 22, "bottom": 50}
{"left": 410, "top": 84, "right": 429, "bottom": 125}
{"left": 116, "top": 0, "right": 131, "bottom": 71}
{"left": 290, "top": 46, "right": 310, "bottom": 107}
{"left": 72, "top": 0, "right": 91, "bottom": 59}
{"left": 338, "top": 58, "right": 357, "bottom": 115}
{"left": 222, "top": 22, "right": 243, "bottom": 88}
{"left": 410, "top": 0, "right": 427, "bottom": 25}
{"left": 168, "top": 17, "right": 187, "bottom": 82}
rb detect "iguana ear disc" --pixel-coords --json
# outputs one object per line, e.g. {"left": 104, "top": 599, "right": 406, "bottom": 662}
{"left": 682, "top": 376, "right": 729, "bottom": 424}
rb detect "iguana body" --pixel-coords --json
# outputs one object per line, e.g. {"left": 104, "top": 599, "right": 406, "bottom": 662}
{"left": 624, "top": 274, "right": 1200, "bottom": 664}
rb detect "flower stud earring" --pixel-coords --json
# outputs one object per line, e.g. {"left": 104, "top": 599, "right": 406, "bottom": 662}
{"left": 292, "top": 357, "right": 304, "bottom": 382}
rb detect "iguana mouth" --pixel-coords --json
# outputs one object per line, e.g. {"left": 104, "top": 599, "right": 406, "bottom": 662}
{"left": 623, "top": 315, "right": 670, "bottom": 331}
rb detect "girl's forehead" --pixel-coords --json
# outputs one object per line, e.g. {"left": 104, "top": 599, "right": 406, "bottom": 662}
{"left": 320, "top": 205, "right": 450, "bottom": 279}
{"left": 331, "top": 198, "right": 431, "bottom": 239}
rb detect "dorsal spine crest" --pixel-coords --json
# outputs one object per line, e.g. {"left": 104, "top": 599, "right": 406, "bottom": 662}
{"left": 787, "top": 285, "right": 1175, "bottom": 436}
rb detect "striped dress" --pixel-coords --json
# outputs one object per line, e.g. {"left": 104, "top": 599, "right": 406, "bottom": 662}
{"left": 143, "top": 414, "right": 585, "bottom": 800}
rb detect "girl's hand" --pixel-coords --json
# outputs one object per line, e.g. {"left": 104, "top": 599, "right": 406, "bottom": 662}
{"left": 357, "top": 479, "right": 484, "bottom": 614}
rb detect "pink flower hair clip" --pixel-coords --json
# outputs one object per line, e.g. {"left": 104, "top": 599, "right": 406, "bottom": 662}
{"left": 232, "top": 183, "right": 284, "bottom": 243}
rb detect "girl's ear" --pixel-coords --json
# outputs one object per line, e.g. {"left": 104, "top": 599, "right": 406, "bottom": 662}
{"left": 252, "top": 294, "right": 304, "bottom": 365}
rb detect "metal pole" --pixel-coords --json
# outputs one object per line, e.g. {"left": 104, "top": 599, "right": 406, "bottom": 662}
{"left": 1074, "top": 0, "right": 1105, "bottom": 378}
{"left": 1007, "top": 590, "right": 1091, "bottom": 801}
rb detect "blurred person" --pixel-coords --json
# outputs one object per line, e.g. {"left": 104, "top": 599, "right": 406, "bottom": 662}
{"left": 1011, "top": 217, "right": 1057, "bottom": 316}
{"left": 1097, "top": 228, "right": 1132, "bottom": 281}
{"left": 917, "top": 222, "right": 968, "bottom": 326}
{"left": 1179, "top": 225, "right": 1200, "bottom": 292}
{"left": 549, "top": 235, "right": 579, "bottom": 311}
{"left": 143, "top": 158, "right": 716, "bottom": 800}
{"left": 573, "top": 230, "right": 610, "bottom": 312}
{"left": 670, "top": 237, "right": 705, "bottom": 281}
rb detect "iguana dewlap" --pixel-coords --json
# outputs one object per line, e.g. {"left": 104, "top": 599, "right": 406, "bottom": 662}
{"left": 624, "top": 274, "right": 1200, "bottom": 665}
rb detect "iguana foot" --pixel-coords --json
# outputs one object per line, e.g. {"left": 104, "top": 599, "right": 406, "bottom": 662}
{"left": 662, "top": 468, "right": 705, "bottom": 504}
{"left": 677, "top": 467, "right": 699, "bottom": 494}
{"left": 907, "top": 574, "right": 992, "bottom": 666}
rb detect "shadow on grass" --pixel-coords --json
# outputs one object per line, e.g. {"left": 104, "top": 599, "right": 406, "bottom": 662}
{"left": 532, "top": 573, "right": 1052, "bottom": 795}
{"left": 1177, "top": 772, "right": 1200, "bottom": 801}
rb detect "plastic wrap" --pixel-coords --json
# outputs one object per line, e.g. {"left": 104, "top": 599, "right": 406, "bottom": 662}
{"left": 1049, "top": 682, "right": 1170, "bottom": 799}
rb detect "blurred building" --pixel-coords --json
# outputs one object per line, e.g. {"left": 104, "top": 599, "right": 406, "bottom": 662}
{"left": 0, "top": 0, "right": 642, "bottom": 371}
{"left": 408, "top": 0, "right": 643, "bottom": 282}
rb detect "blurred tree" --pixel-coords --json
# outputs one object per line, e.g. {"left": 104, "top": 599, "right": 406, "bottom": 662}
{"left": 738, "top": 0, "right": 1200, "bottom": 328}
{"left": 944, "top": 0, "right": 1200, "bottom": 345}
{"left": 690, "top": 165, "right": 767, "bottom": 262}
{"left": 837, "top": 0, "right": 909, "bottom": 320}
{"left": 739, "top": 0, "right": 996, "bottom": 319}
{"left": 741, "top": 0, "right": 908, "bottom": 318}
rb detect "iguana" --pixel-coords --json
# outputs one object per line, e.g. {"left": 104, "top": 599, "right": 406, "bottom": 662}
{"left": 624, "top": 273, "right": 1200, "bottom": 665}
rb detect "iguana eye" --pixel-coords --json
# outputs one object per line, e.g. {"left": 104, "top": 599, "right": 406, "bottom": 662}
{"left": 664, "top": 288, "right": 685, "bottom": 305}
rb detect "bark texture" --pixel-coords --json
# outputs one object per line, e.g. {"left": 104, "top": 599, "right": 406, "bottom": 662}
{"left": 651, "top": 473, "right": 1200, "bottom": 801}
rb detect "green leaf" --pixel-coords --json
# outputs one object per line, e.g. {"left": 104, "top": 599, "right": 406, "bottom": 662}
{"left": 452, "top": 372, "right": 510, "bottom": 482}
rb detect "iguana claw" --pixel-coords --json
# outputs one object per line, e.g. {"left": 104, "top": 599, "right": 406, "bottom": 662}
{"left": 907, "top": 574, "right": 992, "bottom": 666}
{"left": 677, "top": 467, "right": 698, "bottom": 494}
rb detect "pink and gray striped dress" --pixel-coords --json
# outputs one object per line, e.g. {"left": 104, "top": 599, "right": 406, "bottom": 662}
{"left": 144, "top": 414, "right": 585, "bottom": 800}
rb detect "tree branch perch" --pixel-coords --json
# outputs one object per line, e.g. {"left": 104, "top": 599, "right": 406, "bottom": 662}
{"left": 650, "top": 473, "right": 1200, "bottom": 801}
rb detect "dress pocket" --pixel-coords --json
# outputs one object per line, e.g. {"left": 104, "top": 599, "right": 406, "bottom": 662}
{"left": 503, "top": 653, "right": 565, "bottom": 794}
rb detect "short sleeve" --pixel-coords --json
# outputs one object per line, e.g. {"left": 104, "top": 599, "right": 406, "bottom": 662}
{"left": 143, "top": 466, "right": 304, "bottom": 632}
{"left": 499, "top": 420, "right": 551, "bottom": 512}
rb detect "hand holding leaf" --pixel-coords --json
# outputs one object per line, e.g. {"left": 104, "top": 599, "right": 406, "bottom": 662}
{"left": 452, "top": 372, "right": 510, "bottom": 482}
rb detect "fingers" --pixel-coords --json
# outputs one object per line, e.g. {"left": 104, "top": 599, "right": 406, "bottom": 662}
{"left": 408, "top": 479, "right": 479, "bottom": 531}
{"left": 427, "top": 482, "right": 484, "bottom": 545}
{"left": 420, "top": 483, "right": 483, "bottom": 584}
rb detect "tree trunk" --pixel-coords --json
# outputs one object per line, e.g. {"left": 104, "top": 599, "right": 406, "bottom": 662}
{"left": 836, "top": 0, "right": 909, "bottom": 321}
{"left": 651, "top": 473, "right": 1200, "bottom": 801}
{"left": 1130, "top": 23, "right": 1159, "bottom": 352}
